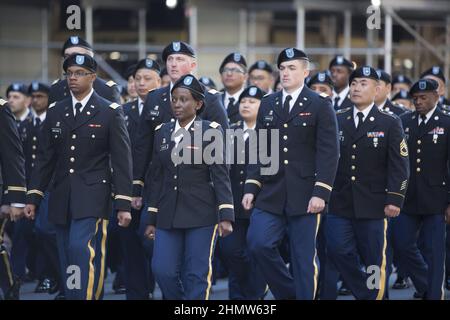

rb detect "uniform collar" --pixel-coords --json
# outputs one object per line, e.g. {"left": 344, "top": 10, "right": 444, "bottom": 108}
{"left": 32, "top": 110, "right": 47, "bottom": 125}
{"left": 282, "top": 84, "right": 304, "bottom": 104}
{"left": 224, "top": 87, "right": 245, "bottom": 106}
{"left": 418, "top": 104, "right": 438, "bottom": 124}
{"left": 353, "top": 103, "right": 375, "bottom": 121}
{"left": 333, "top": 86, "right": 350, "bottom": 104}
{"left": 17, "top": 108, "right": 31, "bottom": 122}
{"left": 174, "top": 116, "right": 196, "bottom": 133}
{"left": 71, "top": 88, "right": 94, "bottom": 110}
{"left": 243, "top": 121, "right": 255, "bottom": 131}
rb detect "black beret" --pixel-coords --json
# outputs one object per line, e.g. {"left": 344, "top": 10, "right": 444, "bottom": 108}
{"left": 409, "top": 78, "right": 439, "bottom": 95}
{"left": 308, "top": 71, "right": 334, "bottom": 88}
{"left": 249, "top": 60, "right": 273, "bottom": 74}
{"left": 391, "top": 89, "right": 412, "bottom": 101}
{"left": 6, "top": 83, "right": 29, "bottom": 97}
{"left": 134, "top": 58, "right": 161, "bottom": 76}
{"left": 220, "top": 52, "right": 247, "bottom": 73}
{"left": 162, "top": 41, "right": 195, "bottom": 63}
{"left": 349, "top": 66, "right": 380, "bottom": 84}
{"left": 199, "top": 76, "right": 217, "bottom": 89}
{"left": 238, "top": 86, "right": 266, "bottom": 102}
{"left": 171, "top": 74, "right": 205, "bottom": 100}
{"left": 61, "top": 36, "right": 93, "bottom": 57}
{"left": 392, "top": 74, "right": 412, "bottom": 85}
{"left": 376, "top": 69, "right": 392, "bottom": 84}
{"left": 63, "top": 54, "right": 97, "bottom": 73}
{"left": 420, "top": 66, "right": 446, "bottom": 83}
{"left": 124, "top": 64, "right": 137, "bottom": 79}
{"left": 28, "top": 82, "right": 50, "bottom": 95}
{"left": 329, "top": 55, "right": 354, "bottom": 69}
{"left": 277, "top": 48, "right": 309, "bottom": 68}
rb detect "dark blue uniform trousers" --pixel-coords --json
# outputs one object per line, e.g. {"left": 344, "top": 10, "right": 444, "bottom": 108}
{"left": 325, "top": 214, "right": 388, "bottom": 300}
{"left": 118, "top": 208, "right": 150, "bottom": 300}
{"left": 218, "top": 218, "right": 267, "bottom": 299}
{"left": 55, "top": 217, "right": 108, "bottom": 300}
{"left": 247, "top": 208, "right": 321, "bottom": 300}
{"left": 138, "top": 207, "right": 156, "bottom": 295}
{"left": 152, "top": 225, "right": 218, "bottom": 300}
{"left": 0, "top": 219, "right": 14, "bottom": 295}
{"left": 391, "top": 213, "right": 446, "bottom": 300}
{"left": 10, "top": 216, "right": 35, "bottom": 279}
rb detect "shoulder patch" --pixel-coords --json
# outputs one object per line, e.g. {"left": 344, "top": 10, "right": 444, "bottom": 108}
{"left": 0, "top": 98, "right": 7, "bottom": 106}
{"left": 109, "top": 102, "right": 120, "bottom": 109}
{"left": 209, "top": 121, "right": 220, "bottom": 129}
{"left": 208, "top": 89, "right": 219, "bottom": 95}
{"left": 155, "top": 124, "right": 163, "bottom": 131}
{"left": 319, "top": 92, "right": 329, "bottom": 98}
{"left": 336, "top": 107, "right": 351, "bottom": 114}
{"left": 52, "top": 79, "right": 59, "bottom": 85}
{"left": 106, "top": 80, "right": 117, "bottom": 87}
{"left": 48, "top": 102, "right": 56, "bottom": 109}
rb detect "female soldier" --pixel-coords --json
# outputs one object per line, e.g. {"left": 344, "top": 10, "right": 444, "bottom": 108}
{"left": 217, "top": 85, "right": 268, "bottom": 299}
{"left": 144, "top": 74, "right": 234, "bottom": 300}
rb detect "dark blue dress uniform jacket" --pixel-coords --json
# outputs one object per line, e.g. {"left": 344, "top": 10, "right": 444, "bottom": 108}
{"left": 132, "top": 85, "right": 229, "bottom": 196}
{"left": 329, "top": 106, "right": 410, "bottom": 219}
{"left": 146, "top": 118, "right": 234, "bottom": 229}
{"left": 26, "top": 92, "right": 133, "bottom": 226}
{"left": 244, "top": 87, "right": 340, "bottom": 216}
{"left": 401, "top": 108, "right": 450, "bottom": 215}
{"left": 0, "top": 99, "right": 26, "bottom": 204}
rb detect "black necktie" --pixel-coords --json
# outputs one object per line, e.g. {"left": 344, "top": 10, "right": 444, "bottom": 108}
{"left": 333, "top": 96, "right": 340, "bottom": 110}
{"left": 35, "top": 117, "right": 41, "bottom": 128}
{"left": 283, "top": 95, "right": 292, "bottom": 119}
{"left": 418, "top": 114, "right": 427, "bottom": 134}
{"left": 75, "top": 102, "right": 83, "bottom": 119}
{"left": 356, "top": 112, "right": 364, "bottom": 130}
{"left": 227, "top": 97, "right": 235, "bottom": 111}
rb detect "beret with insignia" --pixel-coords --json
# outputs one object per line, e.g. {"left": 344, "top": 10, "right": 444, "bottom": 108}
{"left": 220, "top": 52, "right": 247, "bottom": 73}
{"left": 409, "top": 78, "right": 439, "bottom": 95}
{"left": 172, "top": 74, "right": 205, "bottom": 100}
{"left": 249, "top": 60, "right": 273, "bottom": 74}
{"left": 162, "top": 41, "right": 195, "bottom": 63}
{"left": 392, "top": 74, "right": 412, "bottom": 85}
{"left": 199, "top": 77, "right": 217, "bottom": 90}
{"left": 308, "top": 71, "right": 333, "bottom": 88}
{"left": 376, "top": 69, "right": 392, "bottom": 84}
{"left": 277, "top": 48, "right": 309, "bottom": 68}
{"left": 349, "top": 66, "right": 380, "bottom": 84}
{"left": 329, "top": 55, "right": 354, "bottom": 70}
{"left": 61, "top": 36, "right": 92, "bottom": 57}
{"left": 6, "top": 83, "right": 29, "bottom": 97}
{"left": 134, "top": 58, "right": 161, "bottom": 76}
{"left": 63, "top": 54, "right": 97, "bottom": 73}
{"left": 238, "top": 86, "right": 265, "bottom": 102}
{"left": 28, "top": 82, "right": 50, "bottom": 95}
{"left": 392, "top": 89, "right": 412, "bottom": 102}
{"left": 421, "top": 66, "right": 446, "bottom": 83}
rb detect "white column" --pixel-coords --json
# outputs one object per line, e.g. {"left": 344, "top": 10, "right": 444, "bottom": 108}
{"left": 41, "top": 8, "right": 49, "bottom": 83}
{"left": 188, "top": 6, "right": 198, "bottom": 53}
{"left": 296, "top": 3, "right": 305, "bottom": 49}
{"left": 343, "top": 10, "right": 352, "bottom": 59}
{"left": 138, "top": 8, "right": 147, "bottom": 59}
{"left": 85, "top": 4, "right": 93, "bottom": 46}
{"left": 384, "top": 11, "right": 393, "bottom": 75}
{"left": 238, "top": 9, "right": 248, "bottom": 57}
{"left": 445, "top": 15, "right": 450, "bottom": 97}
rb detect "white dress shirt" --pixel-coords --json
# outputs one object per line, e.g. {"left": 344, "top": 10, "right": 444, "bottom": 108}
{"left": 353, "top": 103, "right": 374, "bottom": 128}
{"left": 332, "top": 86, "right": 350, "bottom": 107}
{"left": 282, "top": 85, "right": 304, "bottom": 112}
{"left": 71, "top": 88, "right": 94, "bottom": 116}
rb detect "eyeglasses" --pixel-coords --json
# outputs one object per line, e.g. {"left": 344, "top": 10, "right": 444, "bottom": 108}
{"left": 221, "top": 67, "right": 245, "bottom": 75}
{"left": 63, "top": 71, "right": 94, "bottom": 78}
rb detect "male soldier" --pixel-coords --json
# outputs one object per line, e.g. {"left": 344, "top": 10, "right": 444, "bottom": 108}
{"left": 124, "top": 64, "right": 138, "bottom": 103}
{"left": 329, "top": 55, "right": 354, "bottom": 111}
{"left": 421, "top": 66, "right": 450, "bottom": 109}
{"left": 220, "top": 52, "right": 248, "bottom": 124}
{"left": 392, "top": 74, "right": 412, "bottom": 96}
{"left": 242, "top": 48, "right": 339, "bottom": 300}
{"left": 0, "top": 98, "right": 27, "bottom": 300}
{"left": 120, "top": 58, "right": 161, "bottom": 300}
{"left": 49, "top": 36, "right": 120, "bottom": 105}
{"left": 131, "top": 41, "right": 228, "bottom": 211}
{"left": 375, "top": 69, "right": 409, "bottom": 116}
{"left": 307, "top": 71, "right": 334, "bottom": 97}
{"left": 326, "top": 66, "right": 409, "bottom": 300}
{"left": 248, "top": 60, "right": 275, "bottom": 94}
{"left": 392, "top": 79, "right": 450, "bottom": 300}
{"left": 24, "top": 54, "right": 133, "bottom": 300}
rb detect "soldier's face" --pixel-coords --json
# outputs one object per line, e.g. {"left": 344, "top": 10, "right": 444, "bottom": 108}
{"left": 249, "top": 69, "right": 274, "bottom": 93}
{"left": 279, "top": 60, "right": 309, "bottom": 92}
{"left": 392, "top": 83, "right": 410, "bottom": 95}
{"left": 310, "top": 84, "right": 333, "bottom": 97}
{"left": 171, "top": 87, "right": 203, "bottom": 125}
{"left": 349, "top": 78, "right": 380, "bottom": 107}
{"left": 412, "top": 92, "right": 439, "bottom": 115}
{"left": 7, "top": 92, "right": 30, "bottom": 116}
{"left": 423, "top": 75, "right": 445, "bottom": 97}
{"left": 134, "top": 69, "right": 161, "bottom": 100}
{"left": 166, "top": 54, "right": 196, "bottom": 83}
{"left": 375, "top": 81, "right": 391, "bottom": 102}
{"left": 221, "top": 62, "right": 247, "bottom": 91}
{"left": 127, "top": 76, "right": 137, "bottom": 99}
{"left": 66, "top": 66, "right": 96, "bottom": 95}
{"left": 330, "top": 66, "right": 351, "bottom": 90}
{"left": 239, "top": 97, "right": 260, "bottom": 122}
{"left": 31, "top": 92, "right": 49, "bottom": 113}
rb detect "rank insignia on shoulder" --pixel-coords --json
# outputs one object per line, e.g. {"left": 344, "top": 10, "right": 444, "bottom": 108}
{"left": 109, "top": 103, "right": 120, "bottom": 109}
{"left": 106, "top": 80, "right": 117, "bottom": 87}
{"left": 155, "top": 124, "right": 163, "bottom": 131}
{"left": 48, "top": 102, "right": 56, "bottom": 109}
{"left": 400, "top": 138, "right": 408, "bottom": 157}
{"left": 263, "top": 93, "right": 271, "bottom": 98}
{"left": 208, "top": 89, "right": 219, "bottom": 95}
{"left": 336, "top": 107, "right": 351, "bottom": 114}
{"left": 52, "top": 79, "right": 59, "bottom": 85}
{"left": 0, "top": 98, "right": 7, "bottom": 106}
{"left": 319, "top": 92, "right": 329, "bottom": 98}
{"left": 209, "top": 121, "right": 220, "bottom": 128}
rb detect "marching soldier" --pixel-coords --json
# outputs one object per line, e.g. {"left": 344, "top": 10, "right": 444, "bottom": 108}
{"left": 392, "top": 74, "right": 413, "bottom": 96}
{"left": 24, "top": 54, "right": 133, "bottom": 300}
{"left": 124, "top": 64, "right": 138, "bottom": 103}
{"left": 131, "top": 41, "right": 228, "bottom": 211}
{"left": 248, "top": 60, "right": 275, "bottom": 94}
{"left": 391, "top": 79, "right": 449, "bottom": 300}
{"left": 49, "top": 36, "right": 120, "bottom": 105}
{"left": 329, "top": 55, "right": 354, "bottom": 111}
{"left": 242, "top": 48, "right": 340, "bottom": 300}
{"left": 143, "top": 75, "right": 234, "bottom": 300}
{"left": 220, "top": 52, "right": 248, "bottom": 124}
{"left": 375, "top": 69, "right": 409, "bottom": 116}
{"left": 326, "top": 66, "right": 409, "bottom": 300}
{"left": 120, "top": 58, "right": 161, "bottom": 300}
{"left": 0, "top": 98, "right": 27, "bottom": 300}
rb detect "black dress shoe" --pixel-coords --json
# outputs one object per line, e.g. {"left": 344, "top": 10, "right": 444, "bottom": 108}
{"left": 112, "top": 276, "right": 126, "bottom": 295}
{"left": 413, "top": 291, "right": 426, "bottom": 299}
{"left": 48, "top": 279, "right": 59, "bottom": 295}
{"left": 54, "top": 292, "right": 66, "bottom": 300}
{"left": 392, "top": 277, "right": 410, "bottom": 289}
{"left": 35, "top": 278, "right": 51, "bottom": 293}
{"left": 5, "top": 277, "right": 21, "bottom": 300}
{"left": 338, "top": 284, "right": 351, "bottom": 296}
{"left": 148, "top": 292, "right": 154, "bottom": 300}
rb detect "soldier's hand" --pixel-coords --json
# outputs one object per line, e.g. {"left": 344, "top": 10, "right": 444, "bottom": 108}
{"left": 131, "top": 197, "right": 143, "bottom": 210}
{"left": 242, "top": 194, "right": 254, "bottom": 211}
{"left": 10, "top": 206, "right": 25, "bottom": 222}
{"left": 445, "top": 205, "right": 450, "bottom": 224}
{"left": 307, "top": 196, "right": 325, "bottom": 214}
{"left": 144, "top": 225, "right": 156, "bottom": 240}
{"left": 117, "top": 211, "right": 132, "bottom": 227}
{"left": 0, "top": 205, "right": 11, "bottom": 219}
{"left": 24, "top": 204, "right": 36, "bottom": 220}
{"left": 384, "top": 205, "right": 400, "bottom": 218}
{"left": 219, "top": 221, "right": 233, "bottom": 238}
